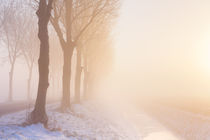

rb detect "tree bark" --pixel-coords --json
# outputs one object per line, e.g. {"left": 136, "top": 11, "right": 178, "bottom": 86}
{"left": 8, "top": 62, "right": 15, "bottom": 101}
{"left": 61, "top": 47, "right": 74, "bottom": 110}
{"left": 27, "top": 64, "right": 33, "bottom": 100}
{"left": 75, "top": 48, "right": 82, "bottom": 103}
{"left": 87, "top": 74, "right": 95, "bottom": 99}
{"left": 30, "top": 0, "right": 53, "bottom": 125}
{"left": 52, "top": 74, "right": 55, "bottom": 98}
{"left": 83, "top": 57, "right": 89, "bottom": 100}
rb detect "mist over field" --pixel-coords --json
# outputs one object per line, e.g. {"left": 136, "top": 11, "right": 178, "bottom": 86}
{"left": 1, "top": 0, "right": 210, "bottom": 140}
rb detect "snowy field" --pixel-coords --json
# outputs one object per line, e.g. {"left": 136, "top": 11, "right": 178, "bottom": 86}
{"left": 0, "top": 102, "right": 140, "bottom": 140}
{"left": 148, "top": 105, "right": 210, "bottom": 140}
{"left": 0, "top": 101, "right": 184, "bottom": 140}
{"left": 120, "top": 107, "right": 182, "bottom": 140}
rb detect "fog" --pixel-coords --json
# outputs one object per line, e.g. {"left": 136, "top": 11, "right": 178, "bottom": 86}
{"left": 1, "top": 0, "right": 210, "bottom": 139}
{"left": 1, "top": 0, "right": 210, "bottom": 107}
{"left": 94, "top": 0, "right": 210, "bottom": 106}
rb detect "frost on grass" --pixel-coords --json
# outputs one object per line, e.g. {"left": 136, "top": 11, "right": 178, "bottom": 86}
{"left": 0, "top": 102, "right": 140, "bottom": 140}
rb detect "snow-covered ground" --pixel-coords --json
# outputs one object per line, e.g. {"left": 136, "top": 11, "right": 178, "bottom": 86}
{"left": 120, "top": 106, "right": 182, "bottom": 140}
{"left": 148, "top": 105, "right": 210, "bottom": 140}
{"left": 0, "top": 102, "right": 140, "bottom": 140}
{"left": 0, "top": 101, "right": 188, "bottom": 140}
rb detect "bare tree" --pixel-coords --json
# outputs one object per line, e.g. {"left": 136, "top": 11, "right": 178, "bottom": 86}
{"left": 50, "top": 0, "right": 119, "bottom": 110}
{"left": 84, "top": 31, "right": 114, "bottom": 98}
{"left": 1, "top": 1, "right": 27, "bottom": 101}
{"left": 49, "top": 33, "right": 63, "bottom": 99}
{"left": 30, "top": 0, "right": 53, "bottom": 125}
{"left": 21, "top": 20, "right": 39, "bottom": 101}
{"left": 74, "top": 0, "right": 119, "bottom": 101}
{"left": 0, "top": 3, "right": 5, "bottom": 32}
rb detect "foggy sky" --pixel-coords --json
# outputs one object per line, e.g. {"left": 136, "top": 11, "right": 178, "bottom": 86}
{"left": 1, "top": 0, "right": 210, "bottom": 103}
{"left": 108, "top": 0, "right": 210, "bottom": 101}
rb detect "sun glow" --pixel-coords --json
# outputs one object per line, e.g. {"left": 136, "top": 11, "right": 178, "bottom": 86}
{"left": 198, "top": 34, "right": 210, "bottom": 76}
{"left": 202, "top": 47, "right": 210, "bottom": 72}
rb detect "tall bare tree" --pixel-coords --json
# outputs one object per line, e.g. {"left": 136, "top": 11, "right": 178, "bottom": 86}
{"left": 14, "top": 5, "right": 40, "bottom": 101}
{"left": 50, "top": 0, "right": 119, "bottom": 110}
{"left": 30, "top": 0, "right": 53, "bottom": 125}
{"left": 1, "top": 1, "right": 26, "bottom": 101}
{"left": 21, "top": 23, "right": 39, "bottom": 101}
{"left": 0, "top": 3, "right": 5, "bottom": 32}
{"left": 74, "top": 0, "right": 119, "bottom": 102}
{"left": 84, "top": 31, "right": 114, "bottom": 98}
{"left": 49, "top": 34, "right": 63, "bottom": 99}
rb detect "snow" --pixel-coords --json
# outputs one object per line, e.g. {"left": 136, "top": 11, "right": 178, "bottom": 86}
{"left": 2, "top": 101, "right": 197, "bottom": 140}
{"left": 149, "top": 105, "right": 210, "bottom": 140}
{"left": 119, "top": 107, "right": 181, "bottom": 140}
{"left": 143, "top": 131, "right": 180, "bottom": 140}
{"left": 0, "top": 102, "right": 140, "bottom": 140}
{"left": 0, "top": 124, "right": 67, "bottom": 140}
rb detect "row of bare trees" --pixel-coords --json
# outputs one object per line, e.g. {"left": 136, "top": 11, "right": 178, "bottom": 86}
{"left": 0, "top": 0, "right": 39, "bottom": 101}
{"left": 0, "top": 0, "right": 119, "bottom": 124}
{"left": 49, "top": 0, "right": 119, "bottom": 111}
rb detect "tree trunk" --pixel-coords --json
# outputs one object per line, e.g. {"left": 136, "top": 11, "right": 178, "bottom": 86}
{"left": 83, "top": 67, "right": 89, "bottom": 100}
{"left": 87, "top": 74, "right": 95, "bottom": 99}
{"left": 52, "top": 75, "right": 55, "bottom": 98}
{"left": 30, "top": 0, "right": 53, "bottom": 125}
{"left": 27, "top": 65, "right": 33, "bottom": 101}
{"left": 75, "top": 48, "right": 82, "bottom": 103}
{"left": 8, "top": 62, "right": 15, "bottom": 101}
{"left": 60, "top": 0, "right": 74, "bottom": 110}
{"left": 61, "top": 48, "right": 73, "bottom": 110}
